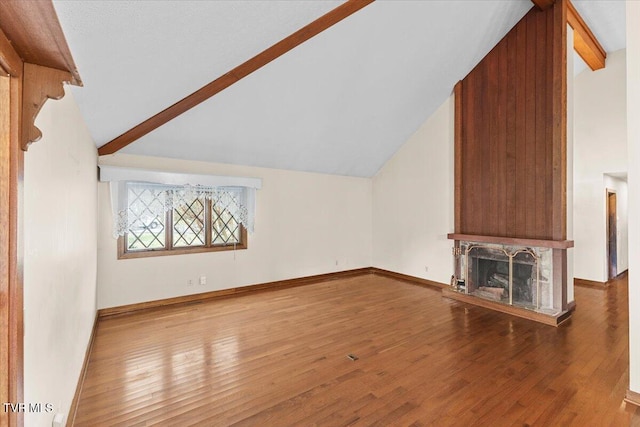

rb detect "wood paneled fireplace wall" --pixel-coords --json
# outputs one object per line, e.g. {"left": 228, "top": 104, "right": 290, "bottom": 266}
{"left": 446, "top": 0, "right": 573, "bottom": 326}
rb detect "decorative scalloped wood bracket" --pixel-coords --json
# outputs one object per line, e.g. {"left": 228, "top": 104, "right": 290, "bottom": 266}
{"left": 21, "top": 62, "right": 72, "bottom": 151}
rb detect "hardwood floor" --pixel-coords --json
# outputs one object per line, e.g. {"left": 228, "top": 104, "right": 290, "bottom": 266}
{"left": 74, "top": 273, "right": 639, "bottom": 426}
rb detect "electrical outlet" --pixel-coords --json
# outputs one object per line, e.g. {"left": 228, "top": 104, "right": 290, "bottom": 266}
{"left": 52, "top": 413, "right": 65, "bottom": 427}
{"left": 199, "top": 276, "right": 207, "bottom": 286}
{"left": 425, "top": 266, "right": 429, "bottom": 272}
{"left": 187, "top": 279, "right": 193, "bottom": 287}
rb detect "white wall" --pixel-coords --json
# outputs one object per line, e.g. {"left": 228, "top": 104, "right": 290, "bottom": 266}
{"left": 372, "top": 95, "right": 454, "bottom": 284}
{"left": 23, "top": 89, "right": 98, "bottom": 426}
{"left": 573, "top": 49, "right": 628, "bottom": 282}
{"left": 97, "top": 154, "right": 372, "bottom": 309}
{"left": 627, "top": 0, "right": 640, "bottom": 394}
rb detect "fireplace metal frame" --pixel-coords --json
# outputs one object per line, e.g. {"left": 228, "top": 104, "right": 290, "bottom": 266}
{"left": 462, "top": 244, "right": 540, "bottom": 309}
{"left": 447, "top": 234, "right": 573, "bottom": 325}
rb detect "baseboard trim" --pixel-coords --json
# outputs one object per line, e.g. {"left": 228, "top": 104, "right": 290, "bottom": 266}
{"left": 98, "top": 267, "right": 375, "bottom": 318}
{"left": 574, "top": 278, "right": 608, "bottom": 289}
{"left": 97, "top": 267, "right": 452, "bottom": 318}
{"left": 575, "top": 270, "right": 629, "bottom": 289}
{"left": 609, "top": 270, "right": 628, "bottom": 284}
{"left": 371, "top": 267, "right": 448, "bottom": 290}
{"left": 442, "top": 288, "right": 571, "bottom": 327}
{"left": 66, "top": 312, "right": 99, "bottom": 427}
{"left": 625, "top": 389, "right": 640, "bottom": 409}
{"left": 568, "top": 300, "right": 576, "bottom": 312}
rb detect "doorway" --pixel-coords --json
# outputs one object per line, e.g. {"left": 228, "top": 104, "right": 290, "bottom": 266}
{"left": 607, "top": 190, "right": 617, "bottom": 280}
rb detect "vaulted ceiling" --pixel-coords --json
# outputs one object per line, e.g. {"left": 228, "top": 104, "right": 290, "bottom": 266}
{"left": 53, "top": 0, "right": 626, "bottom": 177}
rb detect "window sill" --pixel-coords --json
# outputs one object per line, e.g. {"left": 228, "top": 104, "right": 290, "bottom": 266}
{"left": 117, "top": 239, "right": 247, "bottom": 260}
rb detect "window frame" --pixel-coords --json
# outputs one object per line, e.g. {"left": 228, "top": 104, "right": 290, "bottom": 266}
{"left": 118, "top": 197, "right": 248, "bottom": 259}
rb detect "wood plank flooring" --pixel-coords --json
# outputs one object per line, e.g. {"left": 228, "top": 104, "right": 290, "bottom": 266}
{"left": 74, "top": 273, "right": 640, "bottom": 426}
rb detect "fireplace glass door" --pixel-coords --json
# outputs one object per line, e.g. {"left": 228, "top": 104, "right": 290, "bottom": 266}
{"left": 453, "top": 240, "right": 560, "bottom": 316}
{"left": 461, "top": 244, "right": 541, "bottom": 310}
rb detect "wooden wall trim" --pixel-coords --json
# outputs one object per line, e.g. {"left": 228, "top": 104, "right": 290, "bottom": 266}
{"left": 66, "top": 314, "right": 99, "bottom": 427}
{"left": 0, "top": 49, "right": 24, "bottom": 426}
{"left": 0, "top": 69, "right": 13, "bottom": 427}
{"left": 97, "top": 267, "right": 452, "bottom": 318}
{"left": 370, "top": 267, "right": 449, "bottom": 290}
{"left": 567, "top": 0, "right": 606, "bottom": 71}
{"left": 8, "top": 73, "right": 24, "bottom": 427}
{"left": 574, "top": 270, "right": 628, "bottom": 289}
{"left": 97, "top": 0, "right": 375, "bottom": 156}
{"left": 98, "top": 268, "right": 375, "bottom": 318}
{"left": 447, "top": 233, "right": 574, "bottom": 249}
{"left": 21, "top": 63, "right": 72, "bottom": 151}
{"left": 551, "top": 0, "right": 567, "bottom": 241}
{"left": 0, "top": 28, "right": 21, "bottom": 77}
{"left": 574, "top": 277, "right": 607, "bottom": 289}
{"left": 454, "top": 81, "right": 462, "bottom": 232}
{"left": 625, "top": 389, "right": 640, "bottom": 409}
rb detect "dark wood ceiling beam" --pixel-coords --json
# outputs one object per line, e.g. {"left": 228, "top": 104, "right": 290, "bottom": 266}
{"left": 531, "top": 0, "right": 555, "bottom": 11}
{"left": 98, "top": 0, "right": 375, "bottom": 156}
{"left": 567, "top": 0, "right": 606, "bottom": 70}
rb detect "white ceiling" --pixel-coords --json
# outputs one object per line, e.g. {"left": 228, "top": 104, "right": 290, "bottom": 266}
{"left": 53, "top": 0, "right": 626, "bottom": 177}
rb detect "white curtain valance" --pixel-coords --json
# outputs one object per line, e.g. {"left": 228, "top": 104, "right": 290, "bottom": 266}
{"left": 99, "top": 166, "right": 261, "bottom": 238}
{"left": 98, "top": 165, "right": 262, "bottom": 189}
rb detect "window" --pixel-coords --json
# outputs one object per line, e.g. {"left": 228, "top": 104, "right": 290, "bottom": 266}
{"left": 118, "top": 183, "right": 247, "bottom": 259}
{"left": 99, "top": 166, "right": 260, "bottom": 259}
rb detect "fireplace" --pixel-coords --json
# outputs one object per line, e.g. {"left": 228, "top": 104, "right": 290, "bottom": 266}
{"left": 466, "top": 245, "right": 539, "bottom": 309}
{"left": 446, "top": 234, "right": 572, "bottom": 324}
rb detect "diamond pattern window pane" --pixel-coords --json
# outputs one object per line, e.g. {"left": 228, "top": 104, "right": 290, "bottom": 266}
{"left": 126, "top": 186, "right": 166, "bottom": 251}
{"left": 173, "top": 197, "right": 206, "bottom": 247}
{"left": 212, "top": 201, "right": 240, "bottom": 245}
